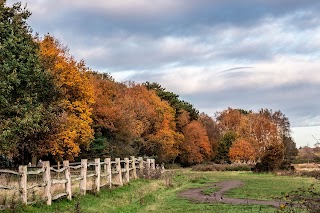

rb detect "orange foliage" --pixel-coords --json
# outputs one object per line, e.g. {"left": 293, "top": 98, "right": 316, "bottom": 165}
{"left": 90, "top": 80, "right": 182, "bottom": 162}
{"left": 91, "top": 74, "right": 120, "bottom": 132}
{"left": 177, "top": 110, "right": 190, "bottom": 129}
{"left": 199, "top": 113, "right": 220, "bottom": 158}
{"left": 180, "top": 121, "right": 212, "bottom": 165}
{"left": 39, "top": 35, "right": 94, "bottom": 161}
{"left": 229, "top": 139, "right": 256, "bottom": 163}
{"left": 217, "top": 108, "right": 283, "bottom": 163}
{"left": 216, "top": 108, "right": 242, "bottom": 132}
{"left": 248, "top": 113, "right": 282, "bottom": 159}
{"left": 124, "top": 84, "right": 182, "bottom": 162}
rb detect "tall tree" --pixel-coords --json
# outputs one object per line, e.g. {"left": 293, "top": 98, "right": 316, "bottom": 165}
{"left": 199, "top": 113, "right": 220, "bottom": 159}
{"left": 39, "top": 35, "right": 94, "bottom": 161}
{"left": 143, "top": 82, "right": 199, "bottom": 120}
{"left": 215, "top": 131, "right": 236, "bottom": 163}
{"left": 0, "top": 1, "right": 58, "bottom": 163}
{"left": 179, "top": 121, "right": 212, "bottom": 165}
{"left": 229, "top": 139, "right": 256, "bottom": 163}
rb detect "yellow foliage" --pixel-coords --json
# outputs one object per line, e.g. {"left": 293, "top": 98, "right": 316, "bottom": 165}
{"left": 39, "top": 35, "right": 94, "bottom": 161}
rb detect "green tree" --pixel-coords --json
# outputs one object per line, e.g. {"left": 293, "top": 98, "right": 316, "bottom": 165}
{"left": 283, "top": 135, "right": 298, "bottom": 160}
{"left": 143, "top": 82, "right": 199, "bottom": 121}
{"left": 215, "top": 131, "right": 236, "bottom": 163}
{"left": 0, "top": 1, "right": 58, "bottom": 163}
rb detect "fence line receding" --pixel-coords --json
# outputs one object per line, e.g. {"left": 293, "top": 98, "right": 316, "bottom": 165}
{"left": 0, "top": 157, "right": 158, "bottom": 208}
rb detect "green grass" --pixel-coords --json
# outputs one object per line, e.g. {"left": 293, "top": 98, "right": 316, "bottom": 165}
{"left": 201, "top": 186, "right": 218, "bottom": 195}
{"left": 4, "top": 170, "right": 318, "bottom": 213}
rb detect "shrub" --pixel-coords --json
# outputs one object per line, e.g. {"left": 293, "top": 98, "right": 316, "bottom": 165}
{"left": 298, "top": 171, "right": 320, "bottom": 180}
{"left": 278, "top": 160, "right": 295, "bottom": 171}
{"left": 192, "top": 163, "right": 253, "bottom": 172}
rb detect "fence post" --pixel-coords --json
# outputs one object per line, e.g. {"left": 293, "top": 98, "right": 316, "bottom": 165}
{"left": 63, "top": 160, "right": 72, "bottom": 200}
{"left": 43, "top": 161, "right": 51, "bottom": 205}
{"left": 146, "top": 159, "right": 151, "bottom": 177}
{"left": 80, "top": 159, "right": 87, "bottom": 195}
{"left": 105, "top": 158, "right": 112, "bottom": 188}
{"left": 138, "top": 157, "right": 144, "bottom": 177}
{"left": 130, "top": 156, "right": 137, "bottom": 179}
{"left": 57, "top": 162, "right": 60, "bottom": 179}
{"left": 147, "top": 159, "right": 151, "bottom": 170}
{"left": 151, "top": 159, "right": 156, "bottom": 170}
{"left": 124, "top": 157, "right": 130, "bottom": 183}
{"left": 95, "top": 158, "right": 101, "bottom": 192}
{"left": 115, "top": 158, "right": 123, "bottom": 186}
{"left": 18, "top": 165, "right": 27, "bottom": 205}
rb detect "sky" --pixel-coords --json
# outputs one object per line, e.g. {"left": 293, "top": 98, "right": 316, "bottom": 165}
{"left": 6, "top": 0, "right": 320, "bottom": 148}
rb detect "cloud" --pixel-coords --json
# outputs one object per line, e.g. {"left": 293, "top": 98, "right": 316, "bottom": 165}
{"left": 5, "top": 0, "right": 320, "bottom": 145}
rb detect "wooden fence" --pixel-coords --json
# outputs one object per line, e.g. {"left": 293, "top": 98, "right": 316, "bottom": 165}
{"left": 0, "top": 157, "right": 157, "bottom": 208}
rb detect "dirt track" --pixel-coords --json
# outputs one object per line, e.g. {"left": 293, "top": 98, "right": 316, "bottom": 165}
{"left": 180, "top": 180, "right": 286, "bottom": 208}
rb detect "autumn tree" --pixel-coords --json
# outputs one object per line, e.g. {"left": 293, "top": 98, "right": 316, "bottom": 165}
{"left": 38, "top": 35, "right": 94, "bottom": 161}
{"left": 179, "top": 121, "right": 212, "bottom": 165}
{"left": 88, "top": 79, "right": 183, "bottom": 162}
{"left": 229, "top": 139, "right": 255, "bottom": 163}
{"left": 0, "top": 2, "right": 58, "bottom": 163}
{"left": 143, "top": 82, "right": 199, "bottom": 121}
{"left": 199, "top": 113, "right": 220, "bottom": 159}
{"left": 78, "top": 72, "right": 119, "bottom": 159}
{"left": 215, "top": 108, "right": 290, "bottom": 166}
{"left": 122, "top": 84, "right": 183, "bottom": 162}
{"left": 259, "top": 109, "right": 298, "bottom": 160}
{"left": 216, "top": 108, "right": 243, "bottom": 133}
{"left": 253, "top": 143, "right": 285, "bottom": 172}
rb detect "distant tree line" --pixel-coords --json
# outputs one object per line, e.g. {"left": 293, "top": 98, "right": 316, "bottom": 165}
{"left": 0, "top": 2, "right": 298, "bottom": 169}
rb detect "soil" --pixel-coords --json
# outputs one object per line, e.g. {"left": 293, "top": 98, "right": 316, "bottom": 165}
{"left": 179, "top": 180, "right": 286, "bottom": 208}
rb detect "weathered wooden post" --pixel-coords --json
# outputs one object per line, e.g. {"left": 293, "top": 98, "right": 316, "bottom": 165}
{"left": 43, "top": 161, "right": 52, "bottom": 205}
{"left": 130, "top": 156, "right": 137, "bottom": 179}
{"left": 95, "top": 158, "right": 101, "bottom": 192}
{"left": 57, "top": 162, "right": 61, "bottom": 179}
{"left": 146, "top": 159, "right": 151, "bottom": 177}
{"left": 151, "top": 159, "right": 156, "bottom": 170}
{"left": 138, "top": 157, "right": 144, "bottom": 177}
{"left": 80, "top": 159, "right": 87, "bottom": 195}
{"left": 18, "top": 165, "right": 27, "bottom": 205}
{"left": 115, "top": 158, "right": 123, "bottom": 186}
{"left": 124, "top": 157, "right": 130, "bottom": 183}
{"left": 105, "top": 158, "right": 112, "bottom": 188}
{"left": 63, "top": 160, "right": 72, "bottom": 200}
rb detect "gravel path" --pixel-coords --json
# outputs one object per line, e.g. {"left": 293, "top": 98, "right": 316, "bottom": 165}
{"left": 179, "top": 180, "right": 286, "bottom": 208}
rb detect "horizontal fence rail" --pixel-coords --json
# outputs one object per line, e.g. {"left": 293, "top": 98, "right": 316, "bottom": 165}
{"left": 0, "top": 157, "right": 159, "bottom": 208}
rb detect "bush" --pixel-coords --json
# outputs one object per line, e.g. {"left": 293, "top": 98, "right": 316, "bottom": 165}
{"left": 192, "top": 163, "right": 253, "bottom": 172}
{"left": 225, "top": 164, "right": 253, "bottom": 171}
{"left": 0, "top": 155, "right": 14, "bottom": 169}
{"left": 298, "top": 171, "right": 320, "bottom": 180}
{"left": 164, "top": 163, "right": 182, "bottom": 170}
{"left": 253, "top": 160, "right": 295, "bottom": 173}
{"left": 278, "top": 160, "right": 295, "bottom": 171}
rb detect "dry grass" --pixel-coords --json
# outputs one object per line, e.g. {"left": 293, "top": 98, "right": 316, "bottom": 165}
{"left": 294, "top": 163, "right": 320, "bottom": 172}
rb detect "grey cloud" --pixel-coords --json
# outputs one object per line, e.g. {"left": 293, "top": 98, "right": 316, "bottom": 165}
{"left": 183, "top": 81, "right": 320, "bottom": 127}
{"left": 11, "top": 0, "right": 320, "bottom": 37}
{"left": 8, "top": 0, "right": 319, "bottom": 71}
{"left": 5, "top": 0, "right": 320, "bottom": 137}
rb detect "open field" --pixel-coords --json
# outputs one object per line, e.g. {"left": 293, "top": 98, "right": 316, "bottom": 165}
{"left": 2, "top": 169, "right": 319, "bottom": 213}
